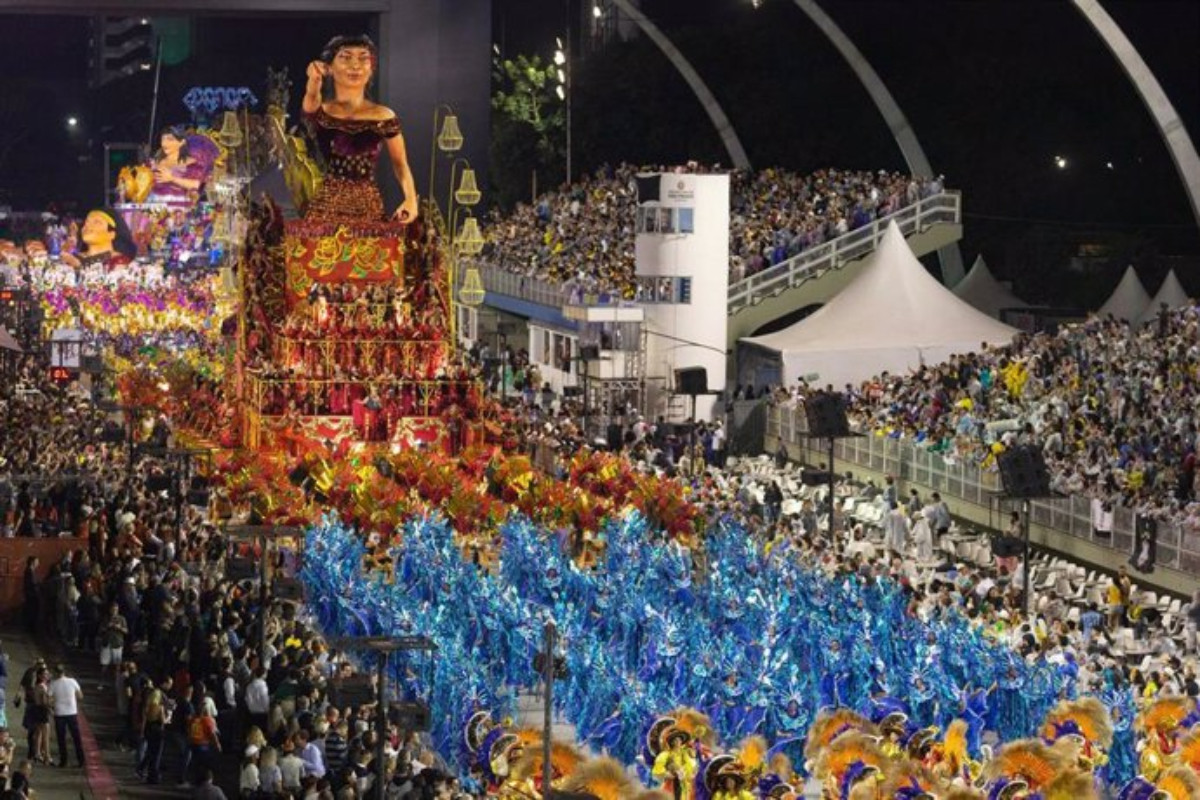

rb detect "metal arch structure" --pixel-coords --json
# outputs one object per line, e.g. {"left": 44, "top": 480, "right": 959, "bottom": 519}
{"left": 1073, "top": 0, "right": 1200, "bottom": 234}
{"left": 606, "top": 0, "right": 752, "bottom": 171}
{"left": 789, "top": 0, "right": 965, "bottom": 286}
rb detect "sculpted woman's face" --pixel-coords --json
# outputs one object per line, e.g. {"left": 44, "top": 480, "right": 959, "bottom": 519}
{"left": 329, "top": 46, "right": 373, "bottom": 89}
{"left": 160, "top": 132, "right": 183, "bottom": 158}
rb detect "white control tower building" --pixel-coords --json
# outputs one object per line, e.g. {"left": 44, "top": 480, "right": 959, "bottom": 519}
{"left": 634, "top": 172, "right": 730, "bottom": 422}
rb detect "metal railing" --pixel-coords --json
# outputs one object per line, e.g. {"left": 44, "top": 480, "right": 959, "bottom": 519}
{"left": 480, "top": 269, "right": 575, "bottom": 308}
{"left": 768, "top": 403, "right": 1197, "bottom": 576}
{"left": 726, "top": 191, "right": 962, "bottom": 315}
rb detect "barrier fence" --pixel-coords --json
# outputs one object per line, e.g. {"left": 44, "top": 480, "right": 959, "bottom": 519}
{"left": 768, "top": 403, "right": 1199, "bottom": 576}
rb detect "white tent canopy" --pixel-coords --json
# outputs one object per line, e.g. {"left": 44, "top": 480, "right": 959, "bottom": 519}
{"left": 952, "top": 255, "right": 1029, "bottom": 318}
{"left": 741, "top": 221, "right": 1017, "bottom": 388}
{"left": 1097, "top": 265, "right": 1150, "bottom": 322}
{"left": 1137, "top": 269, "right": 1190, "bottom": 325}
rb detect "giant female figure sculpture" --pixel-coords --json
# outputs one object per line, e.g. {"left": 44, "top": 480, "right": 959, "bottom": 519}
{"left": 302, "top": 34, "right": 418, "bottom": 223}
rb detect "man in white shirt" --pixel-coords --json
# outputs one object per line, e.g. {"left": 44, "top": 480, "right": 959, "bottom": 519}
{"left": 843, "top": 526, "right": 877, "bottom": 561}
{"left": 711, "top": 422, "right": 727, "bottom": 468}
{"left": 244, "top": 667, "right": 270, "bottom": 733}
{"left": 48, "top": 664, "right": 85, "bottom": 768}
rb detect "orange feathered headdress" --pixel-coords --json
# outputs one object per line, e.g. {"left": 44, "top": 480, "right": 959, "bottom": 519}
{"left": 1138, "top": 697, "right": 1197, "bottom": 735}
{"left": 510, "top": 740, "right": 586, "bottom": 785}
{"left": 666, "top": 707, "right": 716, "bottom": 747}
{"left": 1155, "top": 766, "right": 1200, "bottom": 800}
{"left": 814, "top": 732, "right": 888, "bottom": 785}
{"left": 985, "top": 739, "right": 1071, "bottom": 791}
{"left": 1041, "top": 768, "right": 1099, "bottom": 800}
{"left": 1177, "top": 728, "right": 1200, "bottom": 773}
{"left": 736, "top": 735, "right": 770, "bottom": 779}
{"left": 561, "top": 756, "right": 638, "bottom": 800}
{"left": 805, "top": 708, "right": 876, "bottom": 763}
{"left": 1040, "top": 697, "right": 1114, "bottom": 749}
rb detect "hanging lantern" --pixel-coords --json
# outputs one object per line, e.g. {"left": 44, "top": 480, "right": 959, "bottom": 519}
{"left": 219, "top": 111, "right": 243, "bottom": 148}
{"left": 437, "top": 114, "right": 464, "bottom": 152}
{"left": 455, "top": 216, "right": 485, "bottom": 256}
{"left": 454, "top": 167, "right": 481, "bottom": 206}
{"left": 458, "top": 265, "right": 485, "bottom": 307}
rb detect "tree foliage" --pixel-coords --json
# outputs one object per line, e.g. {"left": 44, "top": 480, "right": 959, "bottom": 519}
{"left": 490, "top": 54, "right": 565, "bottom": 210}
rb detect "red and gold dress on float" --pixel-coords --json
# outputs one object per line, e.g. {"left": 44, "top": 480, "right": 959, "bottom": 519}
{"left": 237, "top": 107, "right": 481, "bottom": 453}
{"left": 302, "top": 107, "right": 400, "bottom": 223}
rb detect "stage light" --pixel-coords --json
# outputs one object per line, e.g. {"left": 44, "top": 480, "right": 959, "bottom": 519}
{"left": 1106, "top": 161, "right": 1114, "bottom": 170}
{"left": 556, "top": 85, "right": 566, "bottom": 100}
{"left": 1054, "top": 155, "right": 1068, "bottom": 169}
{"left": 554, "top": 49, "right": 566, "bottom": 66}
{"left": 66, "top": 117, "right": 79, "bottom": 128}
{"left": 593, "top": 4, "right": 603, "bottom": 17}
{"left": 556, "top": 68, "right": 565, "bottom": 84}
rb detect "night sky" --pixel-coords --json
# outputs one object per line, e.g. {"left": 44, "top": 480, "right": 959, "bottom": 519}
{"left": 1, "top": 1, "right": 1197, "bottom": 295}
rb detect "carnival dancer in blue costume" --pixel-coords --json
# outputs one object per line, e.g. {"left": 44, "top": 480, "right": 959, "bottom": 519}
{"left": 1101, "top": 680, "right": 1138, "bottom": 788}
{"left": 959, "top": 682, "right": 996, "bottom": 757}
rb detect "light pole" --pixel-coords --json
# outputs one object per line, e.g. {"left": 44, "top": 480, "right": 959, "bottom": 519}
{"left": 554, "top": 38, "right": 571, "bottom": 185}
{"left": 223, "top": 524, "right": 303, "bottom": 658}
{"left": 428, "top": 106, "right": 464, "bottom": 222}
{"left": 328, "top": 636, "right": 437, "bottom": 800}
{"left": 449, "top": 206, "right": 485, "bottom": 348}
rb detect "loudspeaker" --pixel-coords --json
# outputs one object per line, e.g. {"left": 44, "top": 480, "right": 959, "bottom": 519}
{"left": 146, "top": 472, "right": 172, "bottom": 493}
{"left": 579, "top": 345, "right": 600, "bottom": 361}
{"left": 273, "top": 576, "right": 305, "bottom": 602}
{"left": 388, "top": 700, "right": 432, "bottom": 731}
{"left": 606, "top": 423, "right": 622, "bottom": 451}
{"left": 800, "top": 468, "right": 831, "bottom": 486}
{"left": 226, "top": 556, "right": 256, "bottom": 582}
{"left": 675, "top": 367, "right": 707, "bottom": 396}
{"left": 100, "top": 422, "right": 125, "bottom": 444}
{"left": 186, "top": 488, "right": 210, "bottom": 507}
{"left": 997, "top": 445, "right": 1051, "bottom": 498}
{"left": 804, "top": 392, "right": 850, "bottom": 438}
{"left": 329, "top": 676, "right": 374, "bottom": 709}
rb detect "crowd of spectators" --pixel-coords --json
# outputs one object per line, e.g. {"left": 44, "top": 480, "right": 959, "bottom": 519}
{"left": 770, "top": 303, "right": 1200, "bottom": 531}
{"left": 482, "top": 162, "right": 943, "bottom": 295}
{"left": 2, "top": 359, "right": 466, "bottom": 800}
{"left": 7, "top": 299, "right": 1200, "bottom": 798}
